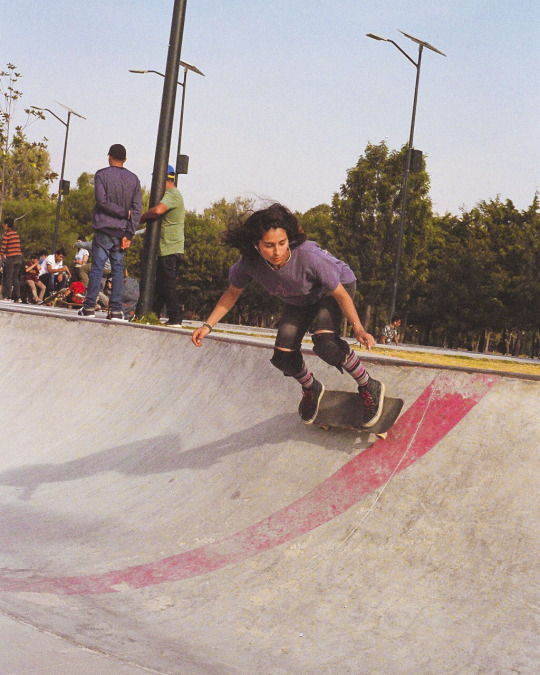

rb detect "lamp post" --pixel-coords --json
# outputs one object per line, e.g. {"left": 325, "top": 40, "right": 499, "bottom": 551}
{"left": 31, "top": 102, "right": 86, "bottom": 251}
{"left": 129, "top": 60, "right": 204, "bottom": 184}
{"left": 367, "top": 30, "right": 445, "bottom": 321}
{"left": 136, "top": 0, "right": 188, "bottom": 317}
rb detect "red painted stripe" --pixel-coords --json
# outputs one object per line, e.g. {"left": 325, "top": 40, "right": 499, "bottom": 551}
{"left": 0, "top": 373, "right": 496, "bottom": 595}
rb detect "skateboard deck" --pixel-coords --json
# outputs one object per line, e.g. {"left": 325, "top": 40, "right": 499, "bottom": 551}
{"left": 315, "top": 390, "right": 404, "bottom": 437}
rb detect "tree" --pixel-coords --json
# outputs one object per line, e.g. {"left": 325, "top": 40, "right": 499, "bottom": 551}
{"left": 62, "top": 172, "right": 95, "bottom": 238}
{"left": 410, "top": 194, "right": 540, "bottom": 354}
{"left": 413, "top": 212, "right": 502, "bottom": 348}
{"left": 182, "top": 209, "right": 237, "bottom": 319}
{"left": 3, "top": 172, "right": 95, "bottom": 259}
{"left": 200, "top": 196, "right": 254, "bottom": 228}
{"left": 473, "top": 196, "right": 540, "bottom": 353}
{"left": 298, "top": 203, "right": 336, "bottom": 250}
{"left": 331, "top": 141, "right": 434, "bottom": 333}
{"left": 9, "top": 200, "right": 55, "bottom": 256}
{"left": 0, "top": 63, "right": 56, "bottom": 222}
{"left": 181, "top": 199, "right": 250, "bottom": 320}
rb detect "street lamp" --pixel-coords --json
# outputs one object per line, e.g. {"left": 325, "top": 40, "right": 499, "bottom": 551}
{"left": 31, "top": 102, "right": 86, "bottom": 251}
{"left": 367, "top": 30, "right": 445, "bottom": 321}
{"left": 134, "top": 0, "right": 187, "bottom": 318}
{"left": 129, "top": 60, "right": 204, "bottom": 183}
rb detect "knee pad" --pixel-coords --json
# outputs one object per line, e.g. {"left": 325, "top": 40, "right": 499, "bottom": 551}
{"left": 312, "top": 332, "right": 350, "bottom": 370}
{"left": 270, "top": 348, "right": 304, "bottom": 377}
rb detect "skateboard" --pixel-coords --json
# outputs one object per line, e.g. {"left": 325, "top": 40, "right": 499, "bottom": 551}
{"left": 314, "top": 389, "right": 404, "bottom": 439}
{"left": 42, "top": 289, "right": 69, "bottom": 306}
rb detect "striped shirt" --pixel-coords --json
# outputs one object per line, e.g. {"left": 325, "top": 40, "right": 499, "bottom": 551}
{"left": 0, "top": 229, "right": 22, "bottom": 257}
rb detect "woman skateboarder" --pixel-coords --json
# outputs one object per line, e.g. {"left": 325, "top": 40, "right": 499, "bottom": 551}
{"left": 191, "top": 203, "right": 385, "bottom": 426}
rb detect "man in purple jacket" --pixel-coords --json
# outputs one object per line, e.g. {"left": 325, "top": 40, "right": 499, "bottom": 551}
{"left": 79, "top": 144, "right": 142, "bottom": 320}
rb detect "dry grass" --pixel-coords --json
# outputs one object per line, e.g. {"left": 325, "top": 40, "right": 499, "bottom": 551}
{"left": 368, "top": 346, "right": 540, "bottom": 378}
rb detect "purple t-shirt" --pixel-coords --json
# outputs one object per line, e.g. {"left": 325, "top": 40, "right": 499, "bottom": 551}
{"left": 229, "top": 240, "right": 356, "bottom": 307}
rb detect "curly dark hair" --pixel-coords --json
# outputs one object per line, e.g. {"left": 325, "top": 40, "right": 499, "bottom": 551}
{"left": 221, "top": 203, "right": 307, "bottom": 258}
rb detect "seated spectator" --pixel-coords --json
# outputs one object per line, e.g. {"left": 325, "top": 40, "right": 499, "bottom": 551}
{"left": 96, "top": 276, "right": 113, "bottom": 311}
{"left": 39, "top": 248, "right": 71, "bottom": 297}
{"left": 94, "top": 271, "right": 139, "bottom": 319}
{"left": 63, "top": 280, "right": 86, "bottom": 306}
{"left": 74, "top": 237, "right": 111, "bottom": 283}
{"left": 122, "top": 268, "right": 140, "bottom": 320}
{"left": 37, "top": 250, "right": 48, "bottom": 268}
{"left": 25, "top": 254, "right": 46, "bottom": 303}
{"left": 72, "top": 236, "right": 90, "bottom": 286}
{"left": 380, "top": 316, "right": 402, "bottom": 346}
{"left": 36, "top": 249, "right": 49, "bottom": 291}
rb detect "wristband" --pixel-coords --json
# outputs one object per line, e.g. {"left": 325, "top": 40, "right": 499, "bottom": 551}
{"left": 202, "top": 322, "right": 213, "bottom": 333}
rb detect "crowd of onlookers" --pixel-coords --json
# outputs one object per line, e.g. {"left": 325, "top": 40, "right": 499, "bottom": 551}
{"left": 0, "top": 219, "right": 140, "bottom": 319}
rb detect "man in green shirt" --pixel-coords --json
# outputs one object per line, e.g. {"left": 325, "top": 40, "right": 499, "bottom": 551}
{"left": 140, "top": 165, "right": 186, "bottom": 326}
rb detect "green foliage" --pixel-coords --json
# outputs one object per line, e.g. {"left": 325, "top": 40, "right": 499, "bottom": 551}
{"left": 330, "top": 141, "right": 434, "bottom": 331}
{"left": 133, "top": 312, "right": 161, "bottom": 325}
{"left": 3, "top": 172, "right": 96, "bottom": 257}
{"left": 182, "top": 208, "right": 238, "bottom": 319}
{"left": 6, "top": 197, "right": 55, "bottom": 255}
{"left": 124, "top": 232, "right": 144, "bottom": 278}
{"left": 62, "top": 172, "right": 95, "bottom": 238}
{"left": 201, "top": 196, "right": 254, "bottom": 226}
{"left": 409, "top": 195, "right": 540, "bottom": 352}
{"left": 0, "top": 63, "right": 57, "bottom": 221}
{"left": 299, "top": 204, "right": 335, "bottom": 250}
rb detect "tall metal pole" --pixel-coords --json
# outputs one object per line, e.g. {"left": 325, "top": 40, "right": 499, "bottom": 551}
{"left": 367, "top": 31, "right": 445, "bottom": 322}
{"left": 389, "top": 45, "right": 423, "bottom": 321}
{"left": 52, "top": 111, "right": 71, "bottom": 252}
{"left": 137, "top": 0, "right": 187, "bottom": 316}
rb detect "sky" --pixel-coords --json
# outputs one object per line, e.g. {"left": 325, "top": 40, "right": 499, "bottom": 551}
{"left": 2, "top": 0, "right": 539, "bottom": 217}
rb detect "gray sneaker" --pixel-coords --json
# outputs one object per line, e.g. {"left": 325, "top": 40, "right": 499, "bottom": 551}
{"left": 108, "top": 311, "right": 125, "bottom": 321}
{"left": 359, "top": 378, "right": 385, "bottom": 427}
{"left": 298, "top": 378, "right": 325, "bottom": 425}
{"left": 78, "top": 306, "right": 96, "bottom": 318}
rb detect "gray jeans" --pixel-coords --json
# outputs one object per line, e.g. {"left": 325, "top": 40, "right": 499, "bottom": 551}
{"left": 1, "top": 255, "right": 22, "bottom": 300}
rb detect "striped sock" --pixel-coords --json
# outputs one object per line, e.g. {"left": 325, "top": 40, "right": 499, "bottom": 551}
{"left": 342, "top": 349, "right": 369, "bottom": 387}
{"left": 294, "top": 364, "right": 314, "bottom": 389}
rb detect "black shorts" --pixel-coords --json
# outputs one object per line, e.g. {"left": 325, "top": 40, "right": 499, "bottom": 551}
{"left": 274, "top": 281, "right": 356, "bottom": 351}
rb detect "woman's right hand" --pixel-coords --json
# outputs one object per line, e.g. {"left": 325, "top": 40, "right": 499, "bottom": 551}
{"left": 192, "top": 325, "right": 211, "bottom": 347}
{"left": 191, "top": 286, "right": 242, "bottom": 347}
{"left": 355, "top": 328, "right": 375, "bottom": 351}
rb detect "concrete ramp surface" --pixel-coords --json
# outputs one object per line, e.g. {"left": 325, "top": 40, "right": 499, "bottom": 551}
{"left": 0, "top": 309, "right": 538, "bottom": 673}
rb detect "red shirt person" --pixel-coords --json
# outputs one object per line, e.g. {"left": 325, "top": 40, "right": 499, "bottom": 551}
{"left": 1, "top": 217, "right": 23, "bottom": 301}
